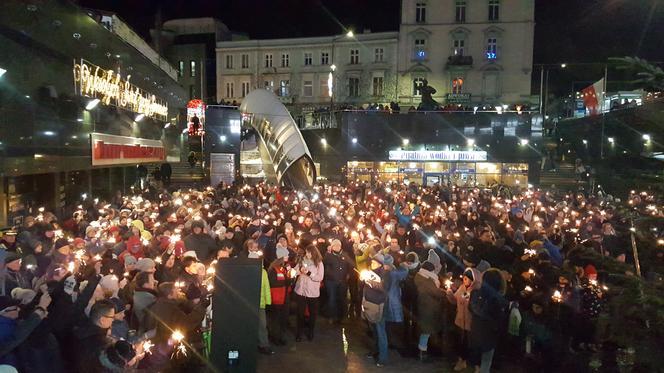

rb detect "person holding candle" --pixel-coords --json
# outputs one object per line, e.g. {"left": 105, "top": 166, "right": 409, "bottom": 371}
{"left": 293, "top": 244, "right": 324, "bottom": 342}
{"left": 267, "top": 250, "right": 290, "bottom": 346}
{"left": 414, "top": 259, "right": 445, "bottom": 362}
{"left": 446, "top": 267, "right": 481, "bottom": 371}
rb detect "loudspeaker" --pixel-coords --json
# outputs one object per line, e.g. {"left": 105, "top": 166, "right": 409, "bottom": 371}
{"left": 210, "top": 257, "right": 262, "bottom": 373}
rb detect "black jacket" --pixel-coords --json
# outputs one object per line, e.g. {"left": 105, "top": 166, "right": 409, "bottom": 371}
{"left": 323, "top": 251, "right": 353, "bottom": 283}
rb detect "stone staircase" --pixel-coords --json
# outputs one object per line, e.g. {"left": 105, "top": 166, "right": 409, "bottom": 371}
{"left": 170, "top": 162, "right": 207, "bottom": 184}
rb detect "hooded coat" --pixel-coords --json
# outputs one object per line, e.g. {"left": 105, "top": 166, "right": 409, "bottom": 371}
{"left": 414, "top": 269, "right": 444, "bottom": 334}
{"left": 446, "top": 267, "right": 482, "bottom": 331}
{"left": 469, "top": 268, "right": 508, "bottom": 352}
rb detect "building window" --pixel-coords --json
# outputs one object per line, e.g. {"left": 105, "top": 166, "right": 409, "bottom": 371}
{"left": 178, "top": 61, "right": 184, "bottom": 77}
{"left": 321, "top": 79, "right": 330, "bottom": 98}
{"left": 226, "top": 55, "right": 233, "bottom": 69}
{"left": 348, "top": 77, "right": 360, "bottom": 97}
{"left": 416, "top": 2, "right": 427, "bottom": 23}
{"left": 372, "top": 76, "right": 384, "bottom": 96}
{"left": 488, "top": 0, "right": 500, "bottom": 21}
{"left": 413, "top": 77, "right": 425, "bottom": 96}
{"left": 486, "top": 38, "right": 498, "bottom": 59}
{"left": 374, "top": 48, "right": 384, "bottom": 62}
{"left": 452, "top": 77, "right": 464, "bottom": 94}
{"left": 350, "top": 49, "right": 360, "bottom": 64}
{"left": 189, "top": 84, "right": 195, "bottom": 99}
{"left": 321, "top": 52, "right": 330, "bottom": 65}
{"left": 414, "top": 38, "right": 427, "bottom": 59}
{"left": 303, "top": 80, "right": 313, "bottom": 97}
{"left": 279, "top": 80, "right": 290, "bottom": 96}
{"left": 455, "top": 1, "right": 466, "bottom": 23}
{"left": 190, "top": 60, "right": 196, "bottom": 77}
{"left": 281, "top": 53, "right": 290, "bottom": 67}
{"left": 241, "top": 54, "right": 249, "bottom": 69}
{"left": 453, "top": 39, "right": 465, "bottom": 55}
{"left": 225, "top": 82, "right": 234, "bottom": 98}
{"left": 264, "top": 54, "right": 273, "bottom": 68}
{"left": 241, "top": 81, "right": 250, "bottom": 97}
{"left": 304, "top": 52, "right": 313, "bottom": 66}
{"left": 264, "top": 80, "right": 274, "bottom": 90}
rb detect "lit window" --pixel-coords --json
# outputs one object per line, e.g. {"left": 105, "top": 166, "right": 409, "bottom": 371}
{"left": 452, "top": 77, "right": 464, "bottom": 94}
{"left": 304, "top": 52, "right": 313, "bottom": 66}
{"left": 350, "top": 49, "right": 360, "bottom": 64}
{"left": 190, "top": 60, "right": 196, "bottom": 77}
{"left": 374, "top": 48, "right": 384, "bottom": 62}
{"left": 281, "top": 53, "right": 289, "bottom": 67}
{"left": 321, "top": 52, "right": 330, "bottom": 65}
{"left": 225, "top": 82, "right": 234, "bottom": 98}
{"left": 488, "top": 0, "right": 500, "bottom": 21}
{"left": 303, "top": 80, "right": 313, "bottom": 97}
{"left": 486, "top": 38, "right": 498, "bottom": 59}
{"left": 279, "top": 80, "right": 290, "bottom": 96}
{"left": 453, "top": 39, "right": 465, "bottom": 56}
{"left": 178, "top": 61, "right": 184, "bottom": 77}
{"left": 264, "top": 54, "right": 273, "bottom": 68}
{"left": 414, "top": 39, "right": 426, "bottom": 59}
{"left": 413, "top": 77, "right": 425, "bottom": 96}
{"left": 416, "top": 2, "right": 427, "bottom": 23}
{"left": 348, "top": 77, "right": 360, "bottom": 97}
{"left": 456, "top": 1, "right": 466, "bottom": 23}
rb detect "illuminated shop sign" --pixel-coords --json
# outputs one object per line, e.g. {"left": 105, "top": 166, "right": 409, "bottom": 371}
{"left": 74, "top": 59, "right": 168, "bottom": 120}
{"left": 91, "top": 133, "right": 165, "bottom": 166}
{"left": 388, "top": 150, "right": 487, "bottom": 162}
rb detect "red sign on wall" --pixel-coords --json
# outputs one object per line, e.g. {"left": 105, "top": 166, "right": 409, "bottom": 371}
{"left": 91, "top": 133, "right": 165, "bottom": 166}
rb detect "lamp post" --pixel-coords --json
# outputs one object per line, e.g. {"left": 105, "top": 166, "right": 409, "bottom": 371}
{"left": 329, "top": 30, "right": 354, "bottom": 118}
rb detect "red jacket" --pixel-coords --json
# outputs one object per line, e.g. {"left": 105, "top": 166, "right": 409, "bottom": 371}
{"left": 268, "top": 266, "right": 288, "bottom": 305}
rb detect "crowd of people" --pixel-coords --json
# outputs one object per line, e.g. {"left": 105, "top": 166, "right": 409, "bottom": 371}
{"left": 0, "top": 180, "right": 661, "bottom": 372}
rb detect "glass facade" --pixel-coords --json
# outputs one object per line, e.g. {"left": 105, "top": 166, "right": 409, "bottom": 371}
{"left": 346, "top": 161, "right": 528, "bottom": 187}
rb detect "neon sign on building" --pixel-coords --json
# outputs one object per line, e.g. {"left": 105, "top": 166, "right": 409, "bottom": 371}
{"left": 73, "top": 59, "right": 168, "bottom": 120}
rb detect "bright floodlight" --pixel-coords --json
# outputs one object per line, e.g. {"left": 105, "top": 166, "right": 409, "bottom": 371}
{"left": 330, "top": 64, "right": 337, "bottom": 71}
{"left": 520, "top": 138, "right": 529, "bottom": 146}
{"left": 134, "top": 114, "right": 145, "bottom": 122}
{"left": 608, "top": 137, "right": 615, "bottom": 144}
{"left": 352, "top": 137, "right": 358, "bottom": 144}
{"left": 321, "top": 138, "right": 327, "bottom": 145}
{"left": 561, "top": 63, "right": 567, "bottom": 68}
{"left": 346, "top": 30, "right": 354, "bottom": 38}
{"left": 220, "top": 135, "right": 227, "bottom": 142}
{"left": 402, "top": 138, "right": 409, "bottom": 145}
{"left": 0, "top": 67, "right": 6, "bottom": 77}
{"left": 642, "top": 134, "right": 651, "bottom": 141}
{"left": 467, "top": 138, "right": 475, "bottom": 146}
{"left": 85, "top": 98, "right": 100, "bottom": 110}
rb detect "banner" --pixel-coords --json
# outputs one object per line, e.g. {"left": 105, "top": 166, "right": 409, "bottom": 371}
{"left": 91, "top": 133, "right": 165, "bottom": 166}
{"left": 581, "top": 78, "right": 604, "bottom": 116}
{"left": 388, "top": 150, "right": 487, "bottom": 162}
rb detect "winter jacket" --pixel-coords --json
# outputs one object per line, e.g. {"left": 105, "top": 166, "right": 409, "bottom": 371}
{"left": 383, "top": 267, "right": 409, "bottom": 323}
{"left": 260, "top": 268, "right": 272, "bottom": 309}
{"left": 146, "top": 298, "right": 205, "bottom": 344}
{"left": 323, "top": 251, "right": 353, "bottom": 283}
{"left": 414, "top": 271, "right": 444, "bottom": 334}
{"left": 446, "top": 268, "right": 482, "bottom": 331}
{"left": 468, "top": 271, "right": 508, "bottom": 353}
{"left": 0, "top": 313, "right": 42, "bottom": 367}
{"left": 72, "top": 320, "right": 112, "bottom": 373}
{"left": 543, "top": 239, "right": 563, "bottom": 267}
{"left": 294, "top": 261, "right": 324, "bottom": 298}
{"left": 183, "top": 233, "right": 217, "bottom": 262}
{"left": 268, "top": 266, "right": 288, "bottom": 306}
{"left": 395, "top": 203, "right": 420, "bottom": 227}
{"left": 132, "top": 288, "right": 158, "bottom": 334}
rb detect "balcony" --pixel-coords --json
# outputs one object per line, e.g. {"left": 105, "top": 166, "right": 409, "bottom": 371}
{"left": 446, "top": 55, "right": 473, "bottom": 69}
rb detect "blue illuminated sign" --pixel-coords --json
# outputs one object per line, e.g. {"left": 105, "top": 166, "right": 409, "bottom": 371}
{"left": 486, "top": 52, "right": 497, "bottom": 60}
{"left": 417, "top": 50, "right": 426, "bottom": 59}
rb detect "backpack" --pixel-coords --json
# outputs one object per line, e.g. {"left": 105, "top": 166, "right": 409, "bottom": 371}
{"left": 362, "top": 279, "right": 386, "bottom": 323}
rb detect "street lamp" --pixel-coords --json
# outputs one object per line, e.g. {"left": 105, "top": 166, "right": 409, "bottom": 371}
{"left": 520, "top": 138, "right": 529, "bottom": 146}
{"left": 467, "top": 138, "right": 475, "bottom": 146}
{"left": 642, "top": 134, "right": 651, "bottom": 142}
{"left": 561, "top": 63, "right": 567, "bottom": 68}
{"left": 352, "top": 137, "right": 358, "bottom": 144}
{"left": 608, "top": 137, "right": 615, "bottom": 144}
{"left": 346, "top": 30, "right": 354, "bottom": 38}
{"left": 402, "top": 138, "right": 410, "bottom": 146}
{"left": 85, "top": 98, "right": 100, "bottom": 110}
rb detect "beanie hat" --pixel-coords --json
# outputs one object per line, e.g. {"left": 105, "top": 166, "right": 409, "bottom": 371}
{"left": 382, "top": 254, "right": 395, "bottom": 267}
{"left": 276, "top": 246, "right": 289, "bottom": 260}
{"left": 421, "top": 261, "right": 435, "bottom": 272}
{"left": 99, "top": 275, "right": 120, "bottom": 293}
{"left": 584, "top": 264, "right": 597, "bottom": 277}
{"left": 100, "top": 340, "right": 136, "bottom": 369}
{"left": 191, "top": 220, "right": 205, "bottom": 230}
{"left": 123, "top": 255, "right": 138, "bottom": 267}
{"left": 135, "top": 258, "right": 156, "bottom": 273}
{"left": 183, "top": 250, "right": 199, "bottom": 260}
{"left": 463, "top": 268, "right": 475, "bottom": 282}
{"left": 72, "top": 237, "right": 86, "bottom": 247}
{"left": 4, "top": 251, "right": 21, "bottom": 264}
{"left": 54, "top": 238, "right": 70, "bottom": 251}
{"left": 174, "top": 241, "right": 186, "bottom": 257}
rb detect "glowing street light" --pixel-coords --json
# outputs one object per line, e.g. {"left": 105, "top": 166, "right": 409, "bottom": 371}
{"left": 642, "top": 134, "right": 651, "bottom": 141}
{"left": 561, "top": 63, "right": 567, "bottom": 68}
{"left": 0, "top": 67, "right": 6, "bottom": 78}
{"left": 321, "top": 138, "right": 327, "bottom": 146}
{"left": 352, "top": 137, "right": 358, "bottom": 144}
{"left": 608, "top": 137, "right": 615, "bottom": 144}
{"left": 520, "top": 138, "right": 529, "bottom": 146}
{"left": 220, "top": 135, "right": 227, "bottom": 142}
{"left": 346, "top": 30, "right": 354, "bottom": 38}
{"left": 134, "top": 114, "right": 145, "bottom": 122}
{"left": 402, "top": 138, "right": 409, "bottom": 146}
{"left": 85, "top": 98, "right": 100, "bottom": 110}
{"left": 467, "top": 138, "right": 475, "bottom": 146}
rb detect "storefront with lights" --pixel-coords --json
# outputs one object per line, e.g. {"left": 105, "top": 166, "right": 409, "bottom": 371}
{"left": 345, "top": 150, "right": 529, "bottom": 187}
{"left": 0, "top": 2, "right": 186, "bottom": 227}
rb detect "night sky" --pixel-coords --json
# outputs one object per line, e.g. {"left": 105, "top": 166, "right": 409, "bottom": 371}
{"left": 77, "top": 0, "right": 664, "bottom": 95}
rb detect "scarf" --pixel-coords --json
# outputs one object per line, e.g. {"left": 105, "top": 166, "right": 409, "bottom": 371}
{"left": 418, "top": 268, "right": 440, "bottom": 288}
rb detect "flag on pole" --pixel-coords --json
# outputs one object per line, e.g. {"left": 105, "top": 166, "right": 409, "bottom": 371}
{"left": 581, "top": 78, "right": 605, "bottom": 116}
